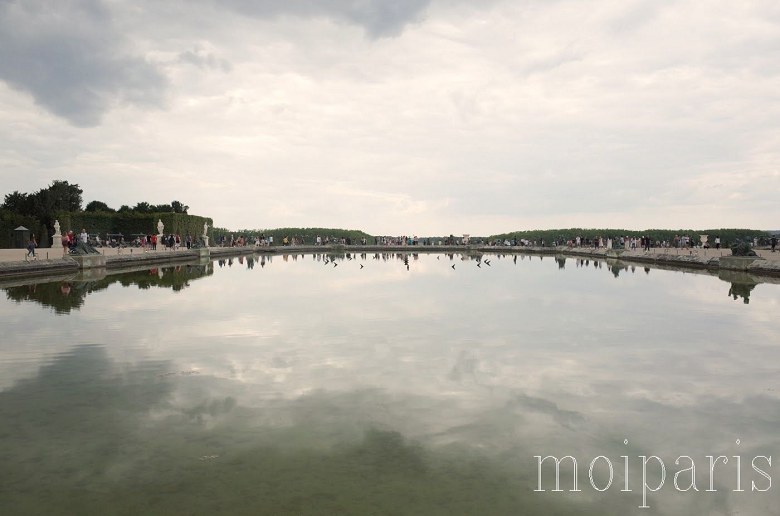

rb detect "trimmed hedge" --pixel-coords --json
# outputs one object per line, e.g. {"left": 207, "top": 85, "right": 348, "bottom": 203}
{"left": 0, "top": 209, "right": 47, "bottom": 248}
{"left": 55, "top": 211, "right": 214, "bottom": 242}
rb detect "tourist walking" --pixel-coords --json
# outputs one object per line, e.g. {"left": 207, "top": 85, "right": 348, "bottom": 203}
{"left": 27, "top": 234, "right": 37, "bottom": 258}
{"left": 80, "top": 228, "right": 88, "bottom": 244}
{"left": 772, "top": 236, "right": 777, "bottom": 252}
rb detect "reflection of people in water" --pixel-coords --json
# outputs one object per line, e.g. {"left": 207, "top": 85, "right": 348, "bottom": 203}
{"left": 60, "top": 283, "right": 71, "bottom": 296}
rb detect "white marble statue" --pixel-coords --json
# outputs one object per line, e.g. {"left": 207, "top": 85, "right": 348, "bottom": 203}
{"left": 201, "top": 222, "right": 210, "bottom": 247}
{"left": 52, "top": 220, "right": 62, "bottom": 248}
{"left": 157, "top": 219, "right": 164, "bottom": 236}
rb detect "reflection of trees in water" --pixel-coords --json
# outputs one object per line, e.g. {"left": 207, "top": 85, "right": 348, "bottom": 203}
{"left": 0, "top": 346, "right": 611, "bottom": 516}
{"left": 3, "top": 264, "right": 212, "bottom": 314}
{"left": 4, "top": 280, "right": 95, "bottom": 313}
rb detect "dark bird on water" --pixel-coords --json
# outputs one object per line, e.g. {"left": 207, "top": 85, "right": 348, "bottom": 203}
{"left": 451, "top": 264, "right": 455, "bottom": 269}
{"left": 360, "top": 264, "right": 364, "bottom": 269}
{"left": 477, "top": 263, "right": 481, "bottom": 268}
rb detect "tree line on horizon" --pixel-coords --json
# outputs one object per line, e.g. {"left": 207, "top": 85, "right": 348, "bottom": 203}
{"left": 2, "top": 180, "right": 191, "bottom": 228}
{"left": 211, "top": 226, "right": 374, "bottom": 244}
{"left": 3, "top": 181, "right": 190, "bottom": 215}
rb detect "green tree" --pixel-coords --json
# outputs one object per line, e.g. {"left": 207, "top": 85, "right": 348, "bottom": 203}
{"left": 133, "top": 202, "right": 152, "bottom": 214}
{"left": 85, "top": 200, "right": 115, "bottom": 212}
{"left": 2, "top": 191, "right": 33, "bottom": 214}
{"left": 29, "top": 180, "right": 83, "bottom": 230}
{"left": 171, "top": 200, "right": 189, "bottom": 214}
{"left": 39, "top": 180, "right": 82, "bottom": 212}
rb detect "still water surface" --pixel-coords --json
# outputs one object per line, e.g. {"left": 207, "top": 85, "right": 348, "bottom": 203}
{"left": 1, "top": 252, "right": 779, "bottom": 515}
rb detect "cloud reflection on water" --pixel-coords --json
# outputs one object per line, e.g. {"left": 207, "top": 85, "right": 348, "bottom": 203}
{"left": 1, "top": 252, "right": 779, "bottom": 514}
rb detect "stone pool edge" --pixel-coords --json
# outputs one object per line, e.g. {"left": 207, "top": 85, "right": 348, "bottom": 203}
{"left": 1, "top": 244, "right": 779, "bottom": 281}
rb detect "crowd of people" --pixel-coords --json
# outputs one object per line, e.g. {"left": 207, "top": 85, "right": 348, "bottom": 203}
{"left": 47, "top": 229, "right": 201, "bottom": 254}
{"left": 25, "top": 227, "right": 778, "bottom": 259}
{"left": 133, "top": 233, "right": 190, "bottom": 251}
{"left": 485, "top": 234, "right": 778, "bottom": 252}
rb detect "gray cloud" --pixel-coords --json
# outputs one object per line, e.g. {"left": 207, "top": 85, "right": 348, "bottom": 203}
{"left": 212, "top": 0, "right": 432, "bottom": 37}
{"left": 177, "top": 49, "right": 232, "bottom": 73}
{"left": 0, "top": 0, "right": 432, "bottom": 126}
{"left": 0, "top": 0, "right": 166, "bottom": 127}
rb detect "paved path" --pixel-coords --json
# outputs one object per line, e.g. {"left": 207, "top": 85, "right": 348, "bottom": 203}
{"left": 0, "top": 246, "right": 194, "bottom": 263}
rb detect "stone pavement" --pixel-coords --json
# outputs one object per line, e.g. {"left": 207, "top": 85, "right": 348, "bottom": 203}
{"left": 0, "top": 246, "right": 194, "bottom": 263}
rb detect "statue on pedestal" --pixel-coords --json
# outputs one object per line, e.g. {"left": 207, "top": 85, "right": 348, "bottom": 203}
{"left": 157, "top": 219, "right": 164, "bottom": 237}
{"left": 202, "top": 222, "right": 210, "bottom": 247}
{"left": 52, "top": 220, "right": 62, "bottom": 248}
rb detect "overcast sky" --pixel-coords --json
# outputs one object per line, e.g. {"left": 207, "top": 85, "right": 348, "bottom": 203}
{"left": 1, "top": 0, "right": 778, "bottom": 234}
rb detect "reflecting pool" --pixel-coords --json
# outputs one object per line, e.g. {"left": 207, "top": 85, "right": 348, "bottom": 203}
{"left": 1, "top": 252, "right": 779, "bottom": 515}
